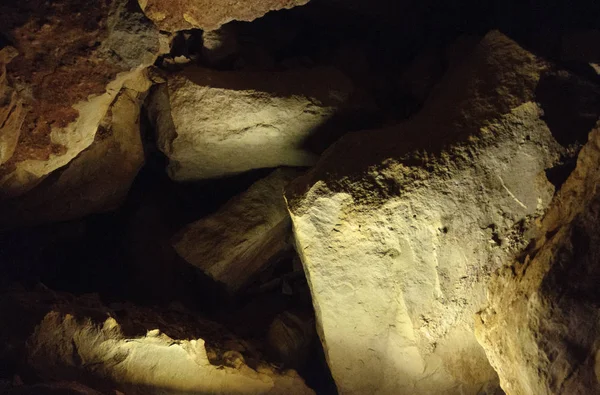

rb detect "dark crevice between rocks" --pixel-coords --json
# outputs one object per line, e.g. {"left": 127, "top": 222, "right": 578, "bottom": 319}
{"left": 537, "top": 70, "right": 600, "bottom": 191}
{"left": 0, "top": 109, "right": 338, "bottom": 394}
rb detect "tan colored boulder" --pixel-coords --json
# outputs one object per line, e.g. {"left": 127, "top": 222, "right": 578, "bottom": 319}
{"left": 475, "top": 123, "right": 600, "bottom": 395}
{"left": 285, "top": 31, "right": 576, "bottom": 394}
{"left": 0, "top": 0, "right": 164, "bottom": 201}
{"left": 0, "top": 71, "right": 152, "bottom": 229}
{"left": 148, "top": 67, "right": 355, "bottom": 181}
{"left": 137, "top": 0, "right": 310, "bottom": 32}
{"left": 0, "top": 288, "right": 314, "bottom": 395}
{"left": 173, "top": 169, "right": 299, "bottom": 293}
{"left": 28, "top": 312, "right": 313, "bottom": 395}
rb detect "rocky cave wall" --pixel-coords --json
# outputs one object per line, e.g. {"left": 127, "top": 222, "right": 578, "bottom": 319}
{"left": 0, "top": 0, "right": 599, "bottom": 394}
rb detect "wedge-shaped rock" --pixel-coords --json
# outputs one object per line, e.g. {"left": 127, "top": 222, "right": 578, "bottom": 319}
{"left": 173, "top": 169, "right": 299, "bottom": 293}
{"left": 475, "top": 123, "right": 600, "bottom": 395}
{"left": 285, "top": 31, "right": 579, "bottom": 394}
{"left": 0, "top": 288, "right": 314, "bottom": 395}
{"left": 0, "top": 71, "right": 152, "bottom": 229}
{"left": 138, "top": 0, "right": 310, "bottom": 32}
{"left": 0, "top": 0, "right": 164, "bottom": 200}
{"left": 148, "top": 67, "right": 355, "bottom": 181}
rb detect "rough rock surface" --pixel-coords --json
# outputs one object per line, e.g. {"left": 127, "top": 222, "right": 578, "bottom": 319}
{"left": 475, "top": 123, "right": 600, "bottom": 395}
{"left": 149, "top": 67, "right": 356, "bottom": 181}
{"left": 0, "top": 47, "right": 24, "bottom": 166}
{"left": 0, "top": 0, "right": 164, "bottom": 201}
{"left": 0, "top": 71, "right": 152, "bottom": 229}
{"left": 138, "top": 0, "right": 310, "bottom": 32}
{"left": 285, "top": 31, "right": 583, "bottom": 394}
{"left": 173, "top": 169, "right": 299, "bottom": 293}
{"left": 0, "top": 287, "right": 314, "bottom": 395}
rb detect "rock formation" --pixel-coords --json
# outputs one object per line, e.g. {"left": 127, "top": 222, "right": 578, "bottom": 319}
{"left": 173, "top": 169, "right": 300, "bottom": 293}
{"left": 0, "top": 71, "right": 152, "bottom": 229}
{"left": 1, "top": 0, "right": 599, "bottom": 393}
{"left": 284, "top": 31, "right": 598, "bottom": 394}
{"left": 0, "top": 287, "right": 314, "bottom": 395}
{"left": 148, "top": 67, "right": 358, "bottom": 181}
{"left": 475, "top": 122, "right": 600, "bottom": 395}
{"left": 0, "top": 0, "right": 165, "bottom": 226}
{"left": 0, "top": 47, "right": 24, "bottom": 167}
{"left": 137, "top": 0, "right": 310, "bottom": 32}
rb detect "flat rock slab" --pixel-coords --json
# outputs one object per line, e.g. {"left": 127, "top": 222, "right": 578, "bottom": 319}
{"left": 173, "top": 169, "right": 300, "bottom": 293}
{"left": 284, "top": 31, "right": 594, "bottom": 394}
{"left": 149, "top": 67, "right": 356, "bottom": 181}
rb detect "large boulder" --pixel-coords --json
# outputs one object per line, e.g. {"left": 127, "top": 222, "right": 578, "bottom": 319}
{"left": 0, "top": 287, "right": 315, "bottom": 395}
{"left": 172, "top": 169, "right": 300, "bottom": 293}
{"left": 475, "top": 123, "right": 600, "bottom": 395}
{"left": 148, "top": 67, "right": 360, "bottom": 181}
{"left": 137, "top": 0, "right": 310, "bottom": 32}
{"left": 284, "top": 31, "right": 596, "bottom": 394}
{"left": 0, "top": 71, "right": 152, "bottom": 229}
{"left": 0, "top": 0, "right": 164, "bottom": 212}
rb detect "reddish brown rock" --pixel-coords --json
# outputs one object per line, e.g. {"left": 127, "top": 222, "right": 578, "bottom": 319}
{"left": 0, "top": 0, "right": 163, "bottom": 201}
{"left": 0, "top": 0, "right": 165, "bottom": 227}
{"left": 0, "top": 71, "right": 152, "bottom": 229}
{"left": 138, "top": 0, "right": 311, "bottom": 32}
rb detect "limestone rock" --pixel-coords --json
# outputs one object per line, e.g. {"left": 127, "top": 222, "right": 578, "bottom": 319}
{"left": 173, "top": 169, "right": 300, "bottom": 293}
{"left": 475, "top": 123, "right": 600, "bottom": 395}
{"left": 138, "top": 0, "right": 310, "bottom": 32}
{"left": 148, "top": 67, "right": 355, "bottom": 181}
{"left": 0, "top": 71, "right": 152, "bottom": 229}
{"left": 0, "top": 47, "right": 24, "bottom": 166}
{"left": 0, "top": 0, "right": 163, "bottom": 200}
{"left": 0, "top": 288, "right": 315, "bottom": 395}
{"left": 285, "top": 31, "right": 579, "bottom": 394}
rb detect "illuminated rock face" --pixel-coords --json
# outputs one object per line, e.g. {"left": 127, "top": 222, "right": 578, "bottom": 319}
{"left": 173, "top": 169, "right": 300, "bottom": 293}
{"left": 285, "top": 31, "right": 574, "bottom": 394}
{"left": 137, "top": 0, "right": 310, "bottom": 32}
{"left": 0, "top": 0, "right": 164, "bottom": 204}
{"left": 148, "top": 67, "right": 355, "bottom": 181}
{"left": 1, "top": 289, "right": 314, "bottom": 395}
{"left": 0, "top": 72, "right": 152, "bottom": 229}
{"left": 475, "top": 124, "right": 600, "bottom": 395}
